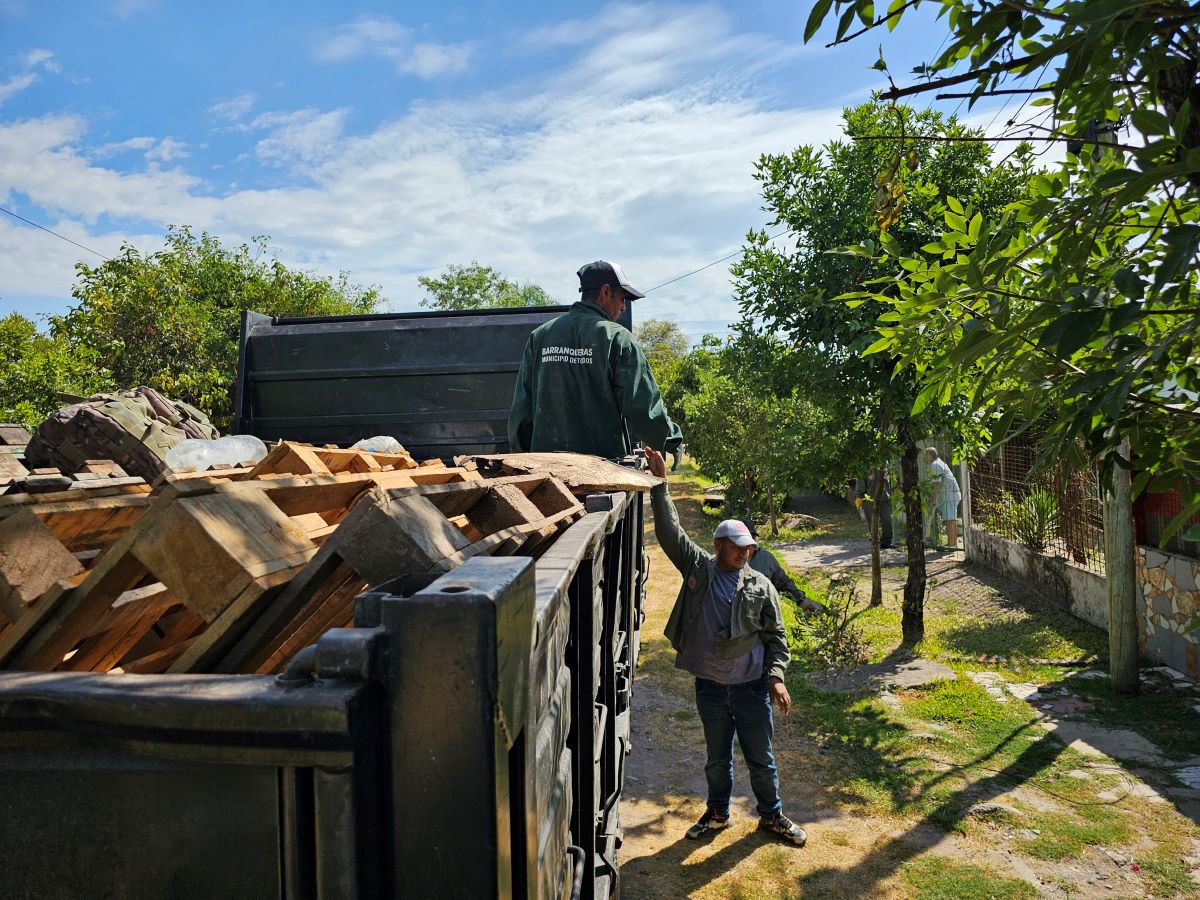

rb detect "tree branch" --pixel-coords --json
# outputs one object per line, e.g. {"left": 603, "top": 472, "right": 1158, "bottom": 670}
{"left": 825, "top": 0, "right": 923, "bottom": 48}
{"left": 878, "top": 52, "right": 1044, "bottom": 101}
{"left": 1000, "top": 0, "right": 1070, "bottom": 23}
{"left": 853, "top": 133, "right": 1144, "bottom": 152}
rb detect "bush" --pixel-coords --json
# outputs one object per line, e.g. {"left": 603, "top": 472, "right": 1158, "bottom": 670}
{"left": 984, "top": 489, "right": 1059, "bottom": 554}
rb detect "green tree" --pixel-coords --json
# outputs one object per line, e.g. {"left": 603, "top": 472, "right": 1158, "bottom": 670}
{"left": 663, "top": 334, "right": 724, "bottom": 434}
{"left": 634, "top": 318, "right": 689, "bottom": 409}
{"left": 0, "top": 313, "right": 111, "bottom": 429}
{"left": 417, "top": 262, "right": 556, "bottom": 310}
{"left": 682, "top": 336, "right": 834, "bottom": 524}
{"left": 54, "top": 226, "right": 379, "bottom": 432}
{"left": 732, "top": 102, "right": 1031, "bottom": 636}
{"left": 803, "top": 0, "right": 1200, "bottom": 690}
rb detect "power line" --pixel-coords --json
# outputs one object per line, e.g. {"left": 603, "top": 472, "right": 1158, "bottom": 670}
{"left": 0, "top": 205, "right": 110, "bottom": 261}
{"left": 643, "top": 227, "right": 793, "bottom": 295}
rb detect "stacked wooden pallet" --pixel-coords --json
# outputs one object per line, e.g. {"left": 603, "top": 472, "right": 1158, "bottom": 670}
{"left": 0, "top": 442, "right": 583, "bottom": 676}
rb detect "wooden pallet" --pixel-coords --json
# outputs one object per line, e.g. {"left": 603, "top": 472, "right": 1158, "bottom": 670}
{"left": 172, "top": 474, "right": 583, "bottom": 675}
{"left": 0, "top": 469, "right": 580, "bottom": 676}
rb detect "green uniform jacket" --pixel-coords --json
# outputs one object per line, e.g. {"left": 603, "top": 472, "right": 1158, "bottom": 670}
{"left": 650, "top": 483, "right": 790, "bottom": 682}
{"left": 748, "top": 548, "right": 803, "bottom": 600}
{"left": 508, "top": 299, "right": 682, "bottom": 459}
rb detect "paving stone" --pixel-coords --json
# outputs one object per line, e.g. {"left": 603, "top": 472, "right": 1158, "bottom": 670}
{"left": 808, "top": 657, "right": 957, "bottom": 693}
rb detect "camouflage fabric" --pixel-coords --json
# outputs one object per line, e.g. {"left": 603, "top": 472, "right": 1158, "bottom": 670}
{"left": 26, "top": 386, "right": 218, "bottom": 481}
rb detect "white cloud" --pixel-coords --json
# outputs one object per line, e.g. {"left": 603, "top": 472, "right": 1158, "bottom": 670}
{"left": 111, "top": 0, "right": 154, "bottom": 19}
{"left": 252, "top": 108, "right": 349, "bottom": 165}
{"left": 23, "top": 49, "right": 59, "bottom": 72}
{"left": 0, "top": 3, "right": 851, "bottom": 332}
{"left": 209, "top": 93, "right": 256, "bottom": 121}
{"left": 0, "top": 47, "right": 59, "bottom": 104}
{"left": 316, "top": 18, "right": 409, "bottom": 62}
{"left": 316, "top": 16, "right": 474, "bottom": 79}
{"left": 145, "top": 137, "right": 188, "bottom": 163}
{"left": 0, "top": 72, "right": 36, "bottom": 104}
{"left": 403, "top": 42, "right": 474, "bottom": 78}
{"left": 93, "top": 135, "right": 188, "bottom": 163}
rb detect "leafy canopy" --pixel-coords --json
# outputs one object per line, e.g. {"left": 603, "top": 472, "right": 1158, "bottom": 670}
{"left": 731, "top": 102, "right": 1033, "bottom": 481}
{"left": 417, "top": 262, "right": 556, "bottom": 310}
{"left": 634, "top": 318, "right": 689, "bottom": 406}
{"left": 53, "top": 226, "right": 379, "bottom": 432}
{"left": 681, "top": 334, "right": 837, "bottom": 517}
{"left": 0, "top": 313, "right": 110, "bottom": 430}
{"left": 803, "top": 0, "right": 1200, "bottom": 537}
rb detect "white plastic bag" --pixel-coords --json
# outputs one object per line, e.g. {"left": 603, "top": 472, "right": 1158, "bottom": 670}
{"left": 350, "top": 435, "right": 407, "bottom": 454}
{"left": 166, "top": 434, "right": 268, "bottom": 471}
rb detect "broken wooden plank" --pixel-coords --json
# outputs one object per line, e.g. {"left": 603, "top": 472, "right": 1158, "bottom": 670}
{"left": 0, "top": 425, "right": 31, "bottom": 446}
{"left": 246, "top": 442, "right": 333, "bottom": 479}
{"left": 130, "top": 488, "right": 317, "bottom": 623}
{"left": 0, "top": 510, "right": 84, "bottom": 625}
{"left": 457, "top": 452, "right": 661, "bottom": 492}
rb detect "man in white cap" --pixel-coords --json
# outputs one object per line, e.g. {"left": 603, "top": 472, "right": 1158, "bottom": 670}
{"left": 644, "top": 447, "right": 807, "bottom": 847}
{"left": 507, "top": 260, "right": 682, "bottom": 459}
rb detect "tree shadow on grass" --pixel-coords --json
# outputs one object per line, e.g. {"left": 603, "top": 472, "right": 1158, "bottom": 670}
{"left": 795, "top": 726, "right": 1067, "bottom": 895}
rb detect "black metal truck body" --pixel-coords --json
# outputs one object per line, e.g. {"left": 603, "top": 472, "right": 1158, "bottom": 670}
{"left": 0, "top": 307, "right": 646, "bottom": 899}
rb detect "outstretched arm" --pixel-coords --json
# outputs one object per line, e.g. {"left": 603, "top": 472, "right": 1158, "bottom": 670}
{"left": 645, "top": 448, "right": 706, "bottom": 575}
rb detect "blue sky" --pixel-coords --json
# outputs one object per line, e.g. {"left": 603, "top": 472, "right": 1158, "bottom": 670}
{"left": 1, "top": 1, "right": 978, "bottom": 341}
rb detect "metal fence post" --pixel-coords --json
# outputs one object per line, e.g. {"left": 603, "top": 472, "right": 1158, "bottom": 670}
{"left": 380, "top": 556, "right": 535, "bottom": 899}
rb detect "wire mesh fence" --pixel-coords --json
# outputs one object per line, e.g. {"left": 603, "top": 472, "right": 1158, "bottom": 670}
{"left": 968, "top": 437, "right": 1106, "bottom": 575}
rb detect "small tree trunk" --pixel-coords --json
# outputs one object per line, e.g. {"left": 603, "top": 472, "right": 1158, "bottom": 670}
{"left": 899, "top": 422, "right": 926, "bottom": 644}
{"left": 869, "top": 467, "right": 884, "bottom": 606}
{"left": 767, "top": 485, "right": 778, "bottom": 535}
{"left": 1103, "top": 440, "right": 1139, "bottom": 695}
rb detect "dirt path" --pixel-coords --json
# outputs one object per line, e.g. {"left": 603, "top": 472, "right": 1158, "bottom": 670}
{"left": 619, "top": 483, "right": 1200, "bottom": 899}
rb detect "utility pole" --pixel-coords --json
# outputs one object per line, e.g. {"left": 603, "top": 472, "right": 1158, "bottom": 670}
{"left": 1102, "top": 439, "right": 1139, "bottom": 694}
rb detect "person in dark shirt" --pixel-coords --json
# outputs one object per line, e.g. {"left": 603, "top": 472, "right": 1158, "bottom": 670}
{"left": 507, "top": 261, "right": 682, "bottom": 459}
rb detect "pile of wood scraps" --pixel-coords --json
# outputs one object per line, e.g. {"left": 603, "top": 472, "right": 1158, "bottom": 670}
{"left": 0, "top": 442, "right": 585, "bottom": 677}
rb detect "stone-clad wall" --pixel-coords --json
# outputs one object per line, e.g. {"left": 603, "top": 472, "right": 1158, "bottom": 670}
{"left": 1137, "top": 547, "right": 1200, "bottom": 677}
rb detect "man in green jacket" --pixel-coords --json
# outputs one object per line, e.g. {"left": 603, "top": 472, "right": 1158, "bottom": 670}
{"left": 742, "top": 521, "right": 828, "bottom": 615}
{"left": 507, "top": 260, "right": 682, "bottom": 459}
{"left": 645, "top": 447, "right": 807, "bottom": 847}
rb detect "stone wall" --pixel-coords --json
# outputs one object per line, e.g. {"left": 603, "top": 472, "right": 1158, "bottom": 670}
{"left": 967, "top": 527, "right": 1200, "bottom": 677}
{"left": 966, "top": 526, "right": 1109, "bottom": 630}
{"left": 1137, "top": 547, "right": 1200, "bottom": 677}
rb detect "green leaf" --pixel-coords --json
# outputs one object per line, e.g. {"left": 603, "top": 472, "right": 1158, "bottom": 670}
{"left": 967, "top": 212, "right": 982, "bottom": 242}
{"left": 944, "top": 210, "right": 968, "bottom": 232}
{"left": 946, "top": 196, "right": 965, "bottom": 215}
{"left": 1108, "top": 300, "right": 1143, "bottom": 330}
{"left": 835, "top": 4, "right": 858, "bottom": 40}
{"left": 804, "top": 0, "right": 834, "bottom": 42}
{"left": 1038, "top": 309, "right": 1106, "bottom": 357}
{"left": 886, "top": 0, "right": 906, "bottom": 30}
{"left": 879, "top": 230, "right": 900, "bottom": 256}
{"left": 912, "top": 379, "right": 940, "bottom": 414}
{"left": 863, "top": 335, "right": 893, "bottom": 355}
{"left": 858, "top": 3, "right": 877, "bottom": 28}
{"left": 1112, "top": 268, "right": 1144, "bottom": 300}
{"left": 1185, "top": 524, "right": 1200, "bottom": 542}
{"left": 1131, "top": 108, "right": 1170, "bottom": 136}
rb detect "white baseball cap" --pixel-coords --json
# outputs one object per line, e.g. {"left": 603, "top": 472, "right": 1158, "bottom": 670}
{"left": 713, "top": 519, "right": 756, "bottom": 547}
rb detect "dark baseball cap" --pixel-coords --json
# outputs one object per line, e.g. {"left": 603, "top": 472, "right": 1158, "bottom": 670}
{"left": 577, "top": 260, "right": 646, "bottom": 299}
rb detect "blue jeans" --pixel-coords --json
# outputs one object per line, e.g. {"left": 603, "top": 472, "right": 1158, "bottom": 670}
{"left": 694, "top": 674, "right": 781, "bottom": 818}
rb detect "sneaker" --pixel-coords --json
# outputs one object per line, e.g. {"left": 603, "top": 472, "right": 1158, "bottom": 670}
{"left": 685, "top": 809, "right": 732, "bottom": 840}
{"left": 759, "top": 812, "right": 807, "bottom": 846}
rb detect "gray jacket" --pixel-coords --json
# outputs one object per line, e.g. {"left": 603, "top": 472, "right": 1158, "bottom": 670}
{"left": 650, "top": 484, "right": 790, "bottom": 681}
